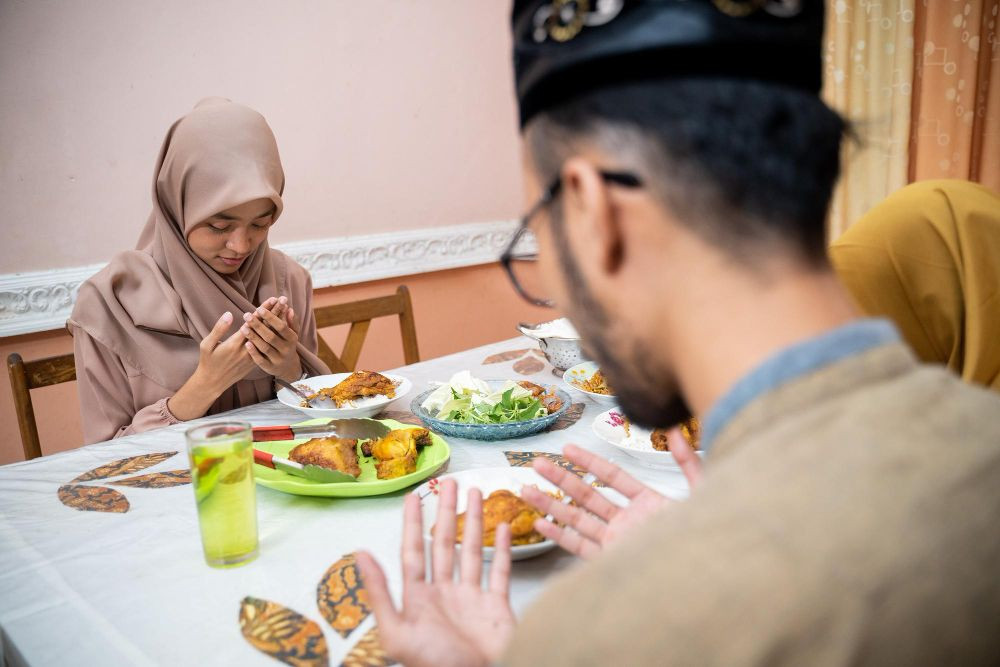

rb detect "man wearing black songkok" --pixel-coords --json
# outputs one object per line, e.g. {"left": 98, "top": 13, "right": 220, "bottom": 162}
{"left": 357, "top": 2, "right": 1000, "bottom": 665}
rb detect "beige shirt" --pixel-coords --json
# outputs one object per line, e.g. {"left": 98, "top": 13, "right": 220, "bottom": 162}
{"left": 505, "top": 342, "right": 1000, "bottom": 665}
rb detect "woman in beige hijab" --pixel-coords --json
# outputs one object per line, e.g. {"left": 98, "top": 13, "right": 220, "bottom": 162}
{"left": 830, "top": 179, "right": 1000, "bottom": 391}
{"left": 68, "top": 99, "right": 329, "bottom": 443}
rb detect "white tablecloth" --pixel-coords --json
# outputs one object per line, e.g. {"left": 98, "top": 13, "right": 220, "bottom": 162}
{"left": 0, "top": 337, "right": 689, "bottom": 666}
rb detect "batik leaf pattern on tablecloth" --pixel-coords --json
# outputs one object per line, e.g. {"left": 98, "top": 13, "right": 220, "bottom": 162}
{"left": 108, "top": 469, "right": 191, "bottom": 488}
{"left": 239, "top": 596, "right": 329, "bottom": 667}
{"left": 512, "top": 357, "right": 545, "bottom": 375}
{"left": 317, "top": 553, "right": 371, "bottom": 638}
{"left": 340, "top": 626, "right": 396, "bottom": 667}
{"left": 57, "top": 484, "right": 130, "bottom": 513}
{"left": 545, "top": 403, "right": 585, "bottom": 432}
{"left": 482, "top": 349, "right": 531, "bottom": 364}
{"left": 503, "top": 451, "right": 606, "bottom": 488}
{"left": 71, "top": 452, "right": 178, "bottom": 482}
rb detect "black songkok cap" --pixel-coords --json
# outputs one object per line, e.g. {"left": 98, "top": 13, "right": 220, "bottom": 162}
{"left": 512, "top": 0, "right": 825, "bottom": 128}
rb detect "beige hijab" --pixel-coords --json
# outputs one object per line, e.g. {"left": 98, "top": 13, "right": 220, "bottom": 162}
{"left": 69, "top": 98, "right": 326, "bottom": 401}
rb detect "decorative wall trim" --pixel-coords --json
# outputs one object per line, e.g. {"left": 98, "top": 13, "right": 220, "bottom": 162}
{"left": 0, "top": 264, "right": 108, "bottom": 339}
{"left": 279, "top": 220, "right": 525, "bottom": 287}
{"left": 0, "top": 220, "right": 531, "bottom": 338}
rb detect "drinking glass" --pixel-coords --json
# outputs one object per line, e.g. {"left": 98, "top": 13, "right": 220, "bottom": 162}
{"left": 186, "top": 421, "right": 258, "bottom": 568}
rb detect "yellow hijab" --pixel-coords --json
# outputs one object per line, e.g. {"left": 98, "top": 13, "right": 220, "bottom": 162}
{"left": 830, "top": 179, "right": 1000, "bottom": 391}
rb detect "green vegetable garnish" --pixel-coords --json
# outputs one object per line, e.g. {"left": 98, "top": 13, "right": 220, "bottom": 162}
{"left": 434, "top": 383, "right": 548, "bottom": 424}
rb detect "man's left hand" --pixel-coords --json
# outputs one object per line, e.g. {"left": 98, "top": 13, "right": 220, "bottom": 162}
{"left": 522, "top": 434, "right": 703, "bottom": 558}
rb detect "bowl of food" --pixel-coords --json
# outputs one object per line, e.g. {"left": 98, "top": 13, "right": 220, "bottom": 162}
{"left": 418, "top": 467, "right": 561, "bottom": 561}
{"left": 410, "top": 371, "right": 570, "bottom": 441}
{"left": 517, "top": 318, "right": 586, "bottom": 371}
{"left": 591, "top": 408, "right": 703, "bottom": 470}
{"left": 276, "top": 370, "right": 411, "bottom": 419}
{"left": 563, "top": 361, "right": 617, "bottom": 406}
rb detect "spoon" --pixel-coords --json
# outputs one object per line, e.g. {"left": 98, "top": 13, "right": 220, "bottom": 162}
{"left": 274, "top": 378, "right": 335, "bottom": 408}
{"left": 517, "top": 322, "right": 545, "bottom": 340}
{"left": 517, "top": 320, "right": 579, "bottom": 341}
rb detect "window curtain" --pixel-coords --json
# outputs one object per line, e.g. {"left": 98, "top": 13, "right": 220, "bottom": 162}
{"left": 823, "top": 1, "right": 999, "bottom": 240}
{"left": 821, "top": 0, "right": 917, "bottom": 240}
{"left": 909, "top": 0, "right": 1000, "bottom": 189}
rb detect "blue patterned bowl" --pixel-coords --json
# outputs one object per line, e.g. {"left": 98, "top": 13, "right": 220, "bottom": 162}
{"left": 410, "top": 382, "right": 572, "bottom": 441}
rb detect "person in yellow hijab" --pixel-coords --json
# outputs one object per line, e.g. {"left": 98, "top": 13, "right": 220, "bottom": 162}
{"left": 830, "top": 179, "right": 1000, "bottom": 391}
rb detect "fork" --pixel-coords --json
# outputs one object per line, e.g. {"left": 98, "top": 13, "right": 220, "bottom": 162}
{"left": 274, "top": 377, "right": 335, "bottom": 408}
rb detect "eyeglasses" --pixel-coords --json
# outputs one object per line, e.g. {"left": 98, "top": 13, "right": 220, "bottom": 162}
{"left": 500, "top": 170, "right": 642, "bottom": 308}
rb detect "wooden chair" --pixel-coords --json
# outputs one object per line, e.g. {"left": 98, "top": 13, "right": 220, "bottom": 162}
{"left": 313, "top": 285, "right": 420, "bottom": 373}
{"left": 7, "top": 352, "right": 77, "bottom": 460}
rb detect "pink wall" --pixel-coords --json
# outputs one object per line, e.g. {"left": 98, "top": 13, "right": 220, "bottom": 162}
{"left": 0, "top": 264, "right": 554, "bottom": 464}
{"left": 0, "top": 2, "right": 545, "bottom": 463}
{"left": 0, "top": 1, "right": 524, "bottom": 272}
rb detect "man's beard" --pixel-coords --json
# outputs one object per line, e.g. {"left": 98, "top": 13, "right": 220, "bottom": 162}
{"left": 549, "top": 213, "right": 692, "bottom": 429}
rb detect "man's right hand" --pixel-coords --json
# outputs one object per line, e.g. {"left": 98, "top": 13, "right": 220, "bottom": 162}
{"left": 521, "top": 434, "right": 703, "bottom": 558}
{"left": 356, "top": 480, "right": 516, "bottom": 667}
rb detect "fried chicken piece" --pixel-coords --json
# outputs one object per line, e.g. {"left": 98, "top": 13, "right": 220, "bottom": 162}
{"left": 310, "top": 370, "right": 396, "bottom": 407}
{"left": 541, "top": 393, "right": 563, "bottom": 413}
{"left": 650, "top": 418, "right": 701, "bottom": 453}
{"left": 455, "top": 489, "right": 545, "bottom": 547}
{"left": 360, "top": 428, "right": 431, "bottom": 480}
{"left": 375, "top": 453, "right": 417, "bottom": 479}
{"left": 680, "top": 418, "right": 701, "bottom": 451}
{"left": 371, "top": 434, "right": 413, "bottom": 460}
{"left": 288, "top": 437, "right": 361, "bottom": 477}
{"left": 517, "top": 381, "right": 563, "bottom": 413}
{"left": 411, "top": 428, "right": 432, "bottom": 449}
{"left": 360, "top": 428, "right": 430, "bottom": 457}
{"left": 650, "top": 429, "right": 671, "bottom": 452}
{"left": 517, "top": 381, "right": 545, "bottom": 397}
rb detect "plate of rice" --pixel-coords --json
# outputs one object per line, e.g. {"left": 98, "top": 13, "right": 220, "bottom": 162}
{"left": 591, "top": 408, "right": 703, "bottom": 470}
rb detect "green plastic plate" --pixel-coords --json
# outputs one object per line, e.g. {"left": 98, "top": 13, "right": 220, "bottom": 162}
{"left": 253, "top": 418, "right": 450, "bottom": 497}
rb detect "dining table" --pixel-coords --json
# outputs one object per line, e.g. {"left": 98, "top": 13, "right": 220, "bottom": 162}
{"left": 0, "top": 336, "right": 691, "bottom": 666}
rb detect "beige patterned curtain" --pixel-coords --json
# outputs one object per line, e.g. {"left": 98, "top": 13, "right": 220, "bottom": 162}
{"left": 909, "top": 0, "right": 1000, "bottom": 189}
{"left": 822, "top": 0, "right": 917, "bottom": 239}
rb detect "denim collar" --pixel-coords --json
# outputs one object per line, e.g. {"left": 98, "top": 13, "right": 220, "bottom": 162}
{"left": 700, "top": 319, "right": 901, "bottom": 452}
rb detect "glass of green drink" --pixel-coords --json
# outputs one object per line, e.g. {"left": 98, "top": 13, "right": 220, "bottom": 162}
{"left": 186, "top": 421, "right": 258, "bottom": 568}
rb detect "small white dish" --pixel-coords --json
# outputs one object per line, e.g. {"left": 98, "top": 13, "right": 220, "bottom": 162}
{"left": 416, "top": 467, "right": 560, "bottom": 561}
{"left": 276, "top": 373, "right": 411, "bottom": 419}
{"left": 591, "top": 408, "right": 704, "bottom": 471}
{"left": 563, "top": 361, "right": 617, "bottom": 406}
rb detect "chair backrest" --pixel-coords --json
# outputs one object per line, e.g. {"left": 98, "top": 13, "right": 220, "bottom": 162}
{"left": 313, "top": 285, "right": 420, "bottom": 373}
{"left": 7, "top": 352, "right": 77, "bottom": 460}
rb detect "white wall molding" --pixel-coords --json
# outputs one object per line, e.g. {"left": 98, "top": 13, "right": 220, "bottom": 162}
{"left": 0, "top": 220, "right": 529, "bottom": 338}
{"left": 0, "top": 264, "right": 110, "bottom": 338}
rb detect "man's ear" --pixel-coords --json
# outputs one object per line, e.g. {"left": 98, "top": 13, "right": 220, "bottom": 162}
{"left": 561, "top": 157, "right": 624, "bottom": 275}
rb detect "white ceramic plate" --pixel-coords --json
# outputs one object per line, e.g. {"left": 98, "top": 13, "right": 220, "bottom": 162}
{"left": 591, "top": 408, "right": 704, "bottom": 471}
{"left": 416, "top": 467, "right": 561, "bottom": 561}
{"left": 563, "top": 361, "right": 617, "bottom": 406}
{"left": 276, "top": 373, "right": 411, "bottom": 419}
